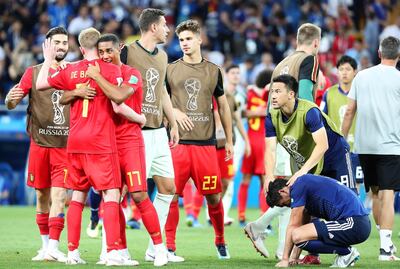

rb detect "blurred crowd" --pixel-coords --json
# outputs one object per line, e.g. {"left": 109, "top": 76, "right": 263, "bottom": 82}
{"left": 0, "top": 0, "right": 399, "bottom": 99}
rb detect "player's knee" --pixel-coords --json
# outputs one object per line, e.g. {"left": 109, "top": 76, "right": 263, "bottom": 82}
{"left": 36, "top": 189, "right": 50, "bottom": 205}
{"left": 291, "top": 228, "right": 304, "bottom": 244}
{"left": 158, "top": 181, "right": 176, "bottom": 195}
{"left": 131, "top": 192, "right": 146, "bottom": 203}
{"left": 51, "top": 189, "right": 66, "bottom": 209}
{"left": 205, "top": 194, "right": 220, "bottom": 206}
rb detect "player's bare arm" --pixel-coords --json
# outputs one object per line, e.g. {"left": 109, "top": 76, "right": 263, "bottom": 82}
{"left": 217, "top": 94, "right": 234, "bottom": 160}
{"left": 161, "top": 86, "right": 179, "bottom": 147}
{"left": 341, "top": 98, "right": 357, "bottom": 139}
{"left": 36, "top": 38, "right": 56, "bottom": 90}
{"left": 264, "top": 136, "right": 277, "bottom": 192}
{"left": 276, "top": 206, "right": 305, "bottom": 268}
{"left": 234, "top": 110, "right": 251, "bottom": 157}
{"left": 59, "top": 84, "right": 96, "bottom": 105}
{"left": 244, "top": 106, "right": 267, "bottom": 118}
{"left": 112, "top": 102, "right": 146, "bottom": 127}
{"left": 86, "top": 62, "right": 133, "bottom": 104}
{"left": 287, "top": 127, "right": 328, "bottom": 186}
{"left": 5, "top": 84, "right": 25, "bottom": 110}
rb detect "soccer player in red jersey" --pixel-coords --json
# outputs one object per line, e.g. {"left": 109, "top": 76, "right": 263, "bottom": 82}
{"left": 237, "top": 70, "right": 271, "bottom": 226}
{"left": 35, "top": 27, "right": 134, "bottom": 266}
{"left": 5, "top": 27, "right": 70, "bottom": 263}
{"left": 165, "top": 19, "right": 233, "bottom": 259}
{"left": 87, "top": 33, "right": 168, "bottom": 266}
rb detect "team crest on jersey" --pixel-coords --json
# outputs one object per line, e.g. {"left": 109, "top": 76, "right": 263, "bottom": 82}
{"left": 184, "top": 78, "right": 201, "bottom": 111}
{"left": 145, "top": 68, "right": 159, "bottom": 103}
{"left": 281, "top": 135, "right": 305, "bottom": 166}
{"left": 129, "top": 75, "right": 138, "bottom": 85}
{"left": 51, "top": 90, "right": 66, "bottom": 125}
{"left": 280, "top": 65, "right": 290, "bottom": 75}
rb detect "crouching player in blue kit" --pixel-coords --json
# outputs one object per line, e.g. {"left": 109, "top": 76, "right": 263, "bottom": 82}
{"left": 267, "top": 175, "right": 371, "bottom": 268}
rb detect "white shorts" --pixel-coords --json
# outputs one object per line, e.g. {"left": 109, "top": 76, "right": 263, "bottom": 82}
{"left": 274, "top": 144, "right": 292, "bottom": 177}
{"left": 143, "top": 128, "right": 175, "bottom": 179}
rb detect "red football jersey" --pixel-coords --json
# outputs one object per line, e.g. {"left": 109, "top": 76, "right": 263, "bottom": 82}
{"left": 246, "top": 87, "right": 268, "bottom": 140}
{"left": 115, "top": 64, "right": 144, "bottom": 148}
{"left": 19, "top": 66, "right": 57, "bottom": 95}
{"left": 48, "top": 59, "right": 122, "bottom": 154}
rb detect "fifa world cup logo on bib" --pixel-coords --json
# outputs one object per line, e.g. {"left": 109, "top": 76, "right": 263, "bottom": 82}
{"left": 184, "top": 78, "right": 201, "bottom": 111}
{"left": 145, "top": 68, "right": 160, "bottom": 103}
{"left": 280, "top": 65, "right": 289, "bottom": 75}
{"left": 52, "top": 90, "right": 65, "bottom": 125}
{"left": 281, "top": 135, "right": 305, "bottom": 166}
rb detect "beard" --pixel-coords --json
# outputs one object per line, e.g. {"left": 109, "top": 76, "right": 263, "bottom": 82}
{"left": 55, "top": 51, "right": 68, "bottom": 62}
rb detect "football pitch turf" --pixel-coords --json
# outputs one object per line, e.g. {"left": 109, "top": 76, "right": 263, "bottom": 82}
{"left": 0, "top": 206, "right": 399, "bottom": 268}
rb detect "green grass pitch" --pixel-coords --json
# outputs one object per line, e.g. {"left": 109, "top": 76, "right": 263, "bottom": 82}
{"left": 0, "top": 206, "right": 399, "bottom": 268}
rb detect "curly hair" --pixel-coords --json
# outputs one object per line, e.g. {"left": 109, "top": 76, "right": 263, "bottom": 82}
{"left": 266, "top": 179, "right": 288, "bottom": 207}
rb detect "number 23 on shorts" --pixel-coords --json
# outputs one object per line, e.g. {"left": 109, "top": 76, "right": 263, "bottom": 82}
{"left": 202, "top": 175, "right": 217, "bottom": 190}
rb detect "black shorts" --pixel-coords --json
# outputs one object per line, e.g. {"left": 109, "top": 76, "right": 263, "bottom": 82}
{"left": 313, "top": 215, "right": 371, "bottom": 246}
{"left": 358, "top": 154, "right": 400, "bottom": 192}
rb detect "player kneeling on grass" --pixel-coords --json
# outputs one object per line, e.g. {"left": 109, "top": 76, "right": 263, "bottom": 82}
{"left": 267, "top": 174, "right": 371, "bottom": 268}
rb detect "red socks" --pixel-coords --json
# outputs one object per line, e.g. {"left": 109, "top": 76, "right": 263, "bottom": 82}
{"left": 165, "top": 200, "right": 179, "bottom": 251}
{"left": 208, "top": 200, "right": 225, "bottom": 245}
{"left": 259, "top": 188, "right": 269, "bottom": 213}
{"left": 103, "top": 201, "right": 121, "bottom": 252}
{"left": 36, "top": 213, "right": 49, "bottom": 235}
{"left": 67, "top": 201, "right": 84, "bottom": 251}
{"left": 183, "top": 182, "right": 193, "bottom": 216}
{"left": 136, "top": 198, "right": 162, "bottom": 245}
{"left": 238, "top": 182, "right": 249, "bottom": 221}
{"left": 119, "top": 205, "right": 127, "bottom": 249}
{"left": 49, "top": 216, "right": 64, "bottom": 241}
{"left": 192, "top": 191, "right": 204, "bottom": 219}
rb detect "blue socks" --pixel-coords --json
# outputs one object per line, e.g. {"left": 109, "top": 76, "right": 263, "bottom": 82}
{"left": 296, "top": 240, "right": 351, "bottom": 255}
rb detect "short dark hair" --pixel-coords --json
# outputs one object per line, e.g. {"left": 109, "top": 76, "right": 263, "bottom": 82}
{"left": 139, "top": 8, "right": 165, "bottom": 32}
{"left": 379, "top": 36, "right": 400, "bottom": 60}
{"left": 175, "top": 19, "right": 201, "bottom": 36}
{"left": 98, "top": 33, "right": 120, "bottom": 47}
{"left": 46, "top": 26, "right": 68, "bottom": 39}
{"left": 225, "top": 64, "right": 239, "bottom": 73}
{"left": 336, "top": 55, "right": 357, "bottom": 70}
{"left": 271, "top": 74, "right": 298, "bottom": 95}
{"left": 255, "top": 69, "right": 273, "bottom": 89}
{"left": 266, "top": 179, "right": 288, "bottom": 207}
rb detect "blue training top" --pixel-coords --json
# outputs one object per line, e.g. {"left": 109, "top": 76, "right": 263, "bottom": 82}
{"left": 290, "top": 174, "right": 368, "bottom": 220}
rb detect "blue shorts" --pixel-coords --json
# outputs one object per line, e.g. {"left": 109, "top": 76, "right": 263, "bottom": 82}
{"left": 322, "top": 146, "right": 357, "bottom": 191}
{"left": 313, "top": 215, "right": 371, "bottom": 246}
{"left": 351, "top": 153, "right": 364, "bottom": 184}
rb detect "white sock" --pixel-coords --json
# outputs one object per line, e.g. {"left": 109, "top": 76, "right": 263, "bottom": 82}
{"left": 380, "top": 229, "right": 393, "bottom": 252}
{"left": 222, "top": 181, "right": 234, "bottom": 218}
{"left": 376, "top": 224, "right": 380, "bottom": 231}
{"left": 41, "top": 235, "right": 49, "bottom": 250}
{"left": 277, "top": 208, "right": 291, "bottom": 255}
{"left": 251, "top": 206, "right": 286, "bottom": 234}
{"left": 48, "top": 239, "right": 59, "bottom": 250}
{"left": 100, "top": 225, "right": 107, "bottom": 259}
{"left": 147, "top": 192, "right": 173, "bottom": 253}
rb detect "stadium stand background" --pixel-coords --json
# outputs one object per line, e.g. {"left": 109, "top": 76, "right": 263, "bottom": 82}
{"left": 0, "top": 0, "right": 399, "bottom": 206}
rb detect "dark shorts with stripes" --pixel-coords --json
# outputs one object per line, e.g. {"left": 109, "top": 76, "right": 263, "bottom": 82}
{"left": 313, "top": 215, "right": 371, "bottom": 246}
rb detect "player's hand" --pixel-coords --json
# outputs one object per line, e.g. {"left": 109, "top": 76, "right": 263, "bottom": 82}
{"left": 42, "top": 38, "right": 56, "bottom": 61}
{"left": 120, "top": 184, "right": 128, "bottom": 202}
{"left": 263, "top": 175, "right": 274, "bottom": 194}
{"left": 288, "top": 258, "right": 300, "bottom": 266}
{"left": 287, "top": 169, "right": 306, "bottom": 187}
{"left": 139, "top": 114, "right": 147, "bottom": 128}
{"left": 169, "top": 124, "right": 179, "bottom": 148}
{"left": 174, "top": 108, "right": 194, "bottom": 131}
{"left": 86, "top": 62, "right": 101, "bottom": 80}
{"left": 75, "top": 86, "right": 96, "bottom": 99}
{"left": 6, "top": 85, "right": 24, "bottom": 101}
{"left": 244, "top": 140, "right": 251, "bottom": 157}
{"left": 275, "top": 259, "right": 289, "bottom": 267}
{"left": 224, "top": 142, "right": 234, "bottom": 161}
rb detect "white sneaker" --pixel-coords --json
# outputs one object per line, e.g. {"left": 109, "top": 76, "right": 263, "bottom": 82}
{"left": 32, "top": 248, "right": 47, "bottom": 261}
{"left": 330, "top": 247, "right": 360, "bottom": 267}
{"left": 224, "top": 216, "right": 234, "bottom": 226}
{"left": 66, "top": 249, "right": 86, "bottom": 265}
{"left": 86, "top": 221, "right": 101, "bottom": 238}
{"left": 167, "top": 250, "right": 185, "bottom": 262}
{"left": 379, "top": 248, "right": 400, "bottom": 261}
{"left": 244, "top": 222, "right": 269, "bottom": 258}
{"left": 216, "top": 244, "right": 231, "bottom": 259}
{"left": 153, "top": 245, "right": 168, "bottom": 267}
{"left": 106, "top": 249, "right": 139, "bottom": 266}
{"left": 144, "top": 249, "right": 155, "bottom": 262}
{"left": 45, "top": 248, "right": 67, "bottom": 262}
